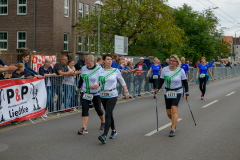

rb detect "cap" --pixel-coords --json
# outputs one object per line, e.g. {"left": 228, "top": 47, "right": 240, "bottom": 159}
{"left": 146, "top": 55, "right": 149, "bottom": 57}
{"left": 140, "top": 57, "right": 144, "bottom": 60}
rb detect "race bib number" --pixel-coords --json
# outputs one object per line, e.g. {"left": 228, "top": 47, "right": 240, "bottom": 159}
{"left": 82, "top": 93, "right": 93, "bottom": 101}
{"left": 101, "top": 91, "right": 111, "bottom": 98}
{"left": 200, "top": 74, "right": 205, "bottom": 78}
{"left": 166, "top": 91, "right": 177, "bottom": 99}
{"left": 153, "top": 75, "right": 158, "bottom": 79}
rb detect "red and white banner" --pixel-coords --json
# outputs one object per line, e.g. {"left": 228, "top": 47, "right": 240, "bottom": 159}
{"left": 32, "top": 55, "right": 56, "bottom": 73}
{"left": 123, "top": 58, "right": 133, "bottom": 63}
{"left": 0, "top": 78, "right": 47, "bottom": 126}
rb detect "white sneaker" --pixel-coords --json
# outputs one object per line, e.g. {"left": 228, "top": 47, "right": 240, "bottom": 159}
{"left": 42, "top": 114, "right": 48, "bottom": 118}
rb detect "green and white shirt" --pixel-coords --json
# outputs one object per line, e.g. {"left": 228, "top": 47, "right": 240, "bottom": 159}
{"left": 81, "top": 65, "right": 101, "bottom": 96}
{"left": 160, "top": 66, "right": 187, "bottom": 95}
{"left": 98, "top": 68, "right": 123, "bottom": 98}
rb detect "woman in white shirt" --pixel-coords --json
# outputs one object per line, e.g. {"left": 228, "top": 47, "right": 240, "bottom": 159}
{"left": 95, "top": 54, "right": 130, "bottom": 144}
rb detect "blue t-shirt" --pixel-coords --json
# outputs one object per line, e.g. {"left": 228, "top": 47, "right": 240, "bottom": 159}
{"left": 209, "top": 60, "right": 213, "bottom": 68}
{"left": 151, "top": 64, "right": 161, "bottom": 75}
{"left": 180, "top": 63, "right": 189, "bottom": 74}
{"left": 198, "top": 63, "right": 209, "bottom": 74}
{"left": 111, "top": 61, "right": 117, "bottom": 68}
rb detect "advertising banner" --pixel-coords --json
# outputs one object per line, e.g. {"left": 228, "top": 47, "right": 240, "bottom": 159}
{"left": 32, "top": 55, "right": 56, "bottom": 73}
{"left": 0, "top": 78, "right": 47, "bottom": 126}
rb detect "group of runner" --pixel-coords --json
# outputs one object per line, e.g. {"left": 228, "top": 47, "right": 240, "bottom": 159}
{"left": 77, "top": 54, "right": 214, "bottom": 142}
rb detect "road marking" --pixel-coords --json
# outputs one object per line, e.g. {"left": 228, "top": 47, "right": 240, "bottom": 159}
{"left": 226, "top": 91, "right": 235, "bottom": 96}
{"left": 202, "top": 100, "right": 218, "bottom": 108}
{"left": 145, "top": 118, "right": 182, "bottom": 137}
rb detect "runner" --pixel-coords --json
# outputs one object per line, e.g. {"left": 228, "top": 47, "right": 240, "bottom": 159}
{"left": 180, "top": 57, "right": 190, "bottom": 82}
{"left": 146, "top": 57, "right": 162, "bottom": 99}
{"left": 154, "top": 54, "right": 189, "bottom": 137}
{"left": 96, "top": 53, "right": 130, "bottom": 144}
{"left": 196, "top": 57, "right": 214, "bottom": 100}
{"left": 77, "top": 55, "right": 105, "bottom": 135}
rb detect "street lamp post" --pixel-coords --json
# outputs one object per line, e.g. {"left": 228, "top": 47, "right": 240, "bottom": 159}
{"left": 234, "top": 30, "right": 240, "bottom": 63}
{"left": 95, "top": 1, "right": 103, "bottom": 57}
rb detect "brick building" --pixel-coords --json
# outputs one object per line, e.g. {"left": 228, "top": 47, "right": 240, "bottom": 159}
{"left": 0, "top": 0, "right": 99, "bottom": 61}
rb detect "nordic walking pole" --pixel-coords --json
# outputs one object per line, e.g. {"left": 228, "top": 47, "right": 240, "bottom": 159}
{"left": 156, "top": 93, "right": 159, "bottom": 131}
{"left": 187, "top": 101, "right": 196, "bottom": 126}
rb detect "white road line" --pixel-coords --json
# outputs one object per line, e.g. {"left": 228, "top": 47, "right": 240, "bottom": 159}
{"left": 201, "top": 100, "right": 218, "bottom": 108}
{"left": 145, "top": 118, "right": 182, "bottom": 137}
{"left": 226, "top": 92, "right": 235, "bottom": 96}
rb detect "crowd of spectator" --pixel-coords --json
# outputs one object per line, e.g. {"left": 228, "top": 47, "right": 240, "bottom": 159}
{"left": 1, "top": 51, "right": 239, "bottom": 114}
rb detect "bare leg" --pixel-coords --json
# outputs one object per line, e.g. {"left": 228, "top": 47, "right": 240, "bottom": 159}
{"left": 82, "top": 117, "right": 89, "bottom": 129}
{"left": 171, "top": 106, "right": 178, "bottom": 130}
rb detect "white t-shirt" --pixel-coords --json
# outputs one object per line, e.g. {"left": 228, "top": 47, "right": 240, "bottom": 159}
{"left": 160, "top": 66, "right": 187, "bottom": 95}
{"left": 81, "top": 65, "right": 101, "bottom": 96}
{"left": 98, "top": 68, "right": 122, "bottom": 98}
{"left": 62, "top": 66, "right": 75, "bottom": 85}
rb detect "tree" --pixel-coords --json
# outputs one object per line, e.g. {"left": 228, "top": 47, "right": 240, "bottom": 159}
{"left": 76, "top": 0, "right": 185, "bottom": 60}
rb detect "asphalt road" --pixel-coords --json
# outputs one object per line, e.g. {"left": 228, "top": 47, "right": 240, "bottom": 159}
{"left": 0, "top": 76, "right": 240, "bottom": 160}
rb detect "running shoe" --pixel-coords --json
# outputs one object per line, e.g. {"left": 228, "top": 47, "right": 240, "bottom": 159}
{"left": 98, "top": 135, "right": 106, "bottom": 144}
{"left": 78, "top": 127, "right": 88, "bottom": 135}
{"left": 109, "top": 131, "right": 117, "bottom": 139}
{"left": 100, "top": 122, "right": 105, "bottom": 130}
{"left": 169, "top": 130, "right": 175, "bottom": 137}
{"left": 138, "top": 94, "right": 141, "bottom": 97}
{"left": 201, "top": 96, "right": 204, "bottom": 100}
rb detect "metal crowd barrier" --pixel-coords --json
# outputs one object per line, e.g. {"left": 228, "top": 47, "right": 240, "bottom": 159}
{"left": 3, "top": 66, "right": 238, "bottom": 114}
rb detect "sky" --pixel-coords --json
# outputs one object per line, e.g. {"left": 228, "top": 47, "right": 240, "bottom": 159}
{"left": 166, "top": 0, "right": 240, "bottom": 37}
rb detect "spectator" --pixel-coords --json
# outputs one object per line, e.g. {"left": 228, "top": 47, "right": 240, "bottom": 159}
{"left": 0, "top": 65, "right": 5, "bottom": 80}
{"left": 220, "top": 61, "right": 224, "bottom": 67}
{"left": 125, "top": 61, "right": 137, "bottom": 95}
{"left": 62, "top": 60, "right": 81, "bottom": 111}
{"left": 0, "top": 64, "right": 17, "bottom": 77}
{"left": 116, "top": 58, "right": 126, "bottom": 97}
{"left": 120, "top": 60, "right": 126, "bottom": 68}
{"left": 12, "top": 63, "right": 31, "bottom": 78}
{"left": 194, "top": 60, "right": 200, "bottom": 68}
{"left": 162, "top": 59, "right": 169, "bottom": 68}
{"left": 17, "top": 52, "right": 41, "bottom": 78}
{"left": 96, "top": 57, "right": 103, "bottom": 67}
{"left": 189, "top": 60, "right": 194, "bottom": 69}
{"left": 75, "top": 58, "right": 85, "bottom": 70}
{"left": 0, "top": 58, "right": 7, "bottom": 67}
{"left": 39, "top": 58, "right": 56, "bottom": 113}
{"left": 66, "top": 51, "right": 72, "bottom": 60}
{"left": 209, "top": 59, "right": 215, "bottom": 68}
{"left": 226, "top": 61, "right": 231, "bottom": 68}
{"left": 111, "top": 53, "right": 118, "bottom": 68}
{"left": 133, "top": 57, "right": 148, "bottom": 97}
{"left": 53, "top": 55, "right": 75, "bottom": 111}
{"left": 143, "top": 55, "right": 152, "bottom": 70}
{"left": 180, "top": 57, "right": 190, "bottom": 82}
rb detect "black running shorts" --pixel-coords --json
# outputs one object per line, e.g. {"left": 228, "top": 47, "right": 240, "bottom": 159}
{"left": 164, "top": 93, "right": 183, "bottom": 109}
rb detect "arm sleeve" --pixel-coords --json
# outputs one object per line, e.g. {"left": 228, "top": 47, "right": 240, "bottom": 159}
{"left": 78, "top": 76, "right": 84, "bottom": 89}
{"left": 39, "top": 67, "right": 44, "bottom": 76}
{"left": 157, "top": 78, "right": 164, "bottom": 90}
{"left": 118, "top": 76, "right": 126, "bottom": 87}
{"left": 0, "top": 59, "right": 5, "bottom": 66}
{"left": 182, "top": 79, "right": 189, "bottom": 92}
{"left": 25, "top": 64, "right": 38, "bottom": 76}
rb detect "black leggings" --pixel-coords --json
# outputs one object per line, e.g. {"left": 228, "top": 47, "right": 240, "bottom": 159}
{"left": 81, "top": 93, "right": 103, "bottom": 117}
{"left": 152, "top": 75, "right": 160, "bottom": 89}
{"left": 101, "top": 97, "right": 118, "bottom": 136}
{"left": 199, "top": 76, "right": 207, "bottom": 96}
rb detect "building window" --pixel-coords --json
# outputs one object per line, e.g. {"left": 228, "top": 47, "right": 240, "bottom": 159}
{"left": 85, "top": 37, "right": 89, "bottom": 52}
{"left": 78, "top": 36, "right": 82, "bottom": 52}
{"left": 85, "top": 4, "right": 89, "bottom": 19}
{"left": 92, "top": 6, "right": 96, "bottom": 14}
{"left": 0, "top": 0, "right": 7, "bottom": 15}
{"left": 91, "top": 39, "right": 95, "bottom": 53}
{"left": 0, "top": 32, "right": 7, "bottom": 50}
{"left": 17, "top": 0, "right": 27, "bottom": 15}
{"left": 64, "top": 0, "right": 69, "bottom": 17}
{"left": 79, "top": 2, "right": 83, "bottom": 18}
{"left": 64, "top": 33, "right": 68, "bottom": 51}
{"left": 17, "top": 31, "right": 26, "bottom": 48}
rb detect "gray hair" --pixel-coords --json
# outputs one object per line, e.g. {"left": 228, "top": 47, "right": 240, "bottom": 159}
{"left": 45, "top": 58, "right": 51, "bottom": 63}
{"left": 181, "top": 57, "right": 185, "bottom": 61}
